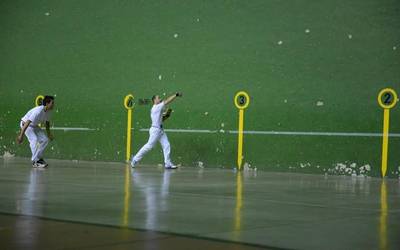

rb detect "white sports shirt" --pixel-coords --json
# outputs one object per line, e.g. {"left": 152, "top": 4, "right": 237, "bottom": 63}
{"left": 151, "top": 102, "right": 165, "bottom": 128}
{"left": 21, "top": 106, "right": 52, "bottom": 127}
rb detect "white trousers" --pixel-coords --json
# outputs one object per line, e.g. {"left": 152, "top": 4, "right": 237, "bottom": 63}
{"left": 21, "top": 122, "right": 49, "bottom": 162}
{"left": 133, "top": 127, "right": 173, "bottom": 167}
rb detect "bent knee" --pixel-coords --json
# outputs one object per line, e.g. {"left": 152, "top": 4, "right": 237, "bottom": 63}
{"left": 143, "top": 143, "right": 156, "bottom": 150}
{"left": 40, "top": 137, "right": 49, "bottom": 144}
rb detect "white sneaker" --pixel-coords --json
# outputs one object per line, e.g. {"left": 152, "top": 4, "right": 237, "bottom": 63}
{"left": 37, "top": 159, "right": 48, "bottom": 167}
{"left": 130, "top": 157, "right": 137, "bottom": 168}
{"left": 165, "top": 165, "right": 177, "bottom": 169}
{"left": 32, "top": 161, "right": 47, "bottom": 168}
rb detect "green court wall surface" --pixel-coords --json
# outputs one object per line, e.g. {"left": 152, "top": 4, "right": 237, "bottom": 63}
{"left": 1, "top": 0, "right": 399, "bottom": 177}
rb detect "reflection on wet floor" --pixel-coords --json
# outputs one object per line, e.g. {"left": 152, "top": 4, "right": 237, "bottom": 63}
{"left": 122, "top": 164, "right": 130, "bottom": 227}
{"left": 234, "top": 172, "right": 243, "bottom": 241}
{"left": 1, "top": 157, "right": 400, "bottom": 250}
{"left": 379, "top": 180, "right": 387, "bottom": 250}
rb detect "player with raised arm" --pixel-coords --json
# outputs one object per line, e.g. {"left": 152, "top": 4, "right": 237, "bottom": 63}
{"left": 131, "top": 92, "right": 182, "bottom": 169}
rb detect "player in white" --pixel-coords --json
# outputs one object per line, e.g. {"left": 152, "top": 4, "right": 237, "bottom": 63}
{"left": 131, "top": 92, "right": 182, "bottom": 169}
{"left": 17, "top": 96, "right": 55, "bottom": 168}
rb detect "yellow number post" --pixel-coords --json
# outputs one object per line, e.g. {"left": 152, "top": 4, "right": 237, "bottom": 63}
{"left": 34, "top": 95, "right": 45, "bottom": 128}
{"left": 35, "top": 95, "right": 44, "bottom": 107}
{"left": 124, "top": 94, "right": 135, "bottom": 162}
{"left": 377, "top": 88, "right": 398, "bottom": 177}
{"left": 234, "top": 91, "right": 250, "bottom": 170}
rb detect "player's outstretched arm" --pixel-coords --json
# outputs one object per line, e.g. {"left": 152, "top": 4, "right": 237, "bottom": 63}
{"left": 164, "top": 92, "right": 182, "bottom": 106}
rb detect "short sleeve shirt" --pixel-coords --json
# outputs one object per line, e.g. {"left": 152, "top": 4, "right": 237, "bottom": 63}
{"left": 21, "top": 106, "right": 52, "bottom": 127}
{"left": 151, "top": 102, "right": 165, "bottom": 128}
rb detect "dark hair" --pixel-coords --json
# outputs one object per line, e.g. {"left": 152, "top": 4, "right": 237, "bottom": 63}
{"left": 43, "top": 96, "right": 55, "bottom": 106}
{"left": 152, "top": 95, "right": 157, "bottom": 103}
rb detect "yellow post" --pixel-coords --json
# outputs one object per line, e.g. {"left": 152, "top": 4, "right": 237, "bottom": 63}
{"left": 234, "top": 91, "right": 250, "bottom": 170}
{"left": 35, "top": 95, "right": 44, "bottom": 107}
{"left": 124, "top": 94, "right": 135, "bottom": 162}
{"left": 237, "top": 109, "right": 244, "bottom": 169}
{"left": 35, "top": 95, "right": 45, "bottom": 128}
{"left": 377, "top": 88, "right": 398, "bottom": 178}
{"left": 126, "top": 109, "right": 132, "bottom": 162}
{"left": 381, "top": 109, "right": 390, "bottom": 177}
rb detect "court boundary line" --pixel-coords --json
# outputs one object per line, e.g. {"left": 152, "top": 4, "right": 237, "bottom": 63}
{"left": 39, "top": 127, "right": 400, "bottom": 138}
{"left": 49, "top": 127, "right": 96, "bottom": 131}
{"left": 138, "top": 128, "right": 400, "bottom": 137}
{"left": 41, "top": 126, "right": 400, "bottom": 137}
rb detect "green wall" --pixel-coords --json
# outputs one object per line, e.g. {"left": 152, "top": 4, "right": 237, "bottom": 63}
{"left": 1, "top": 0, "right": 399, "bottom": 177}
